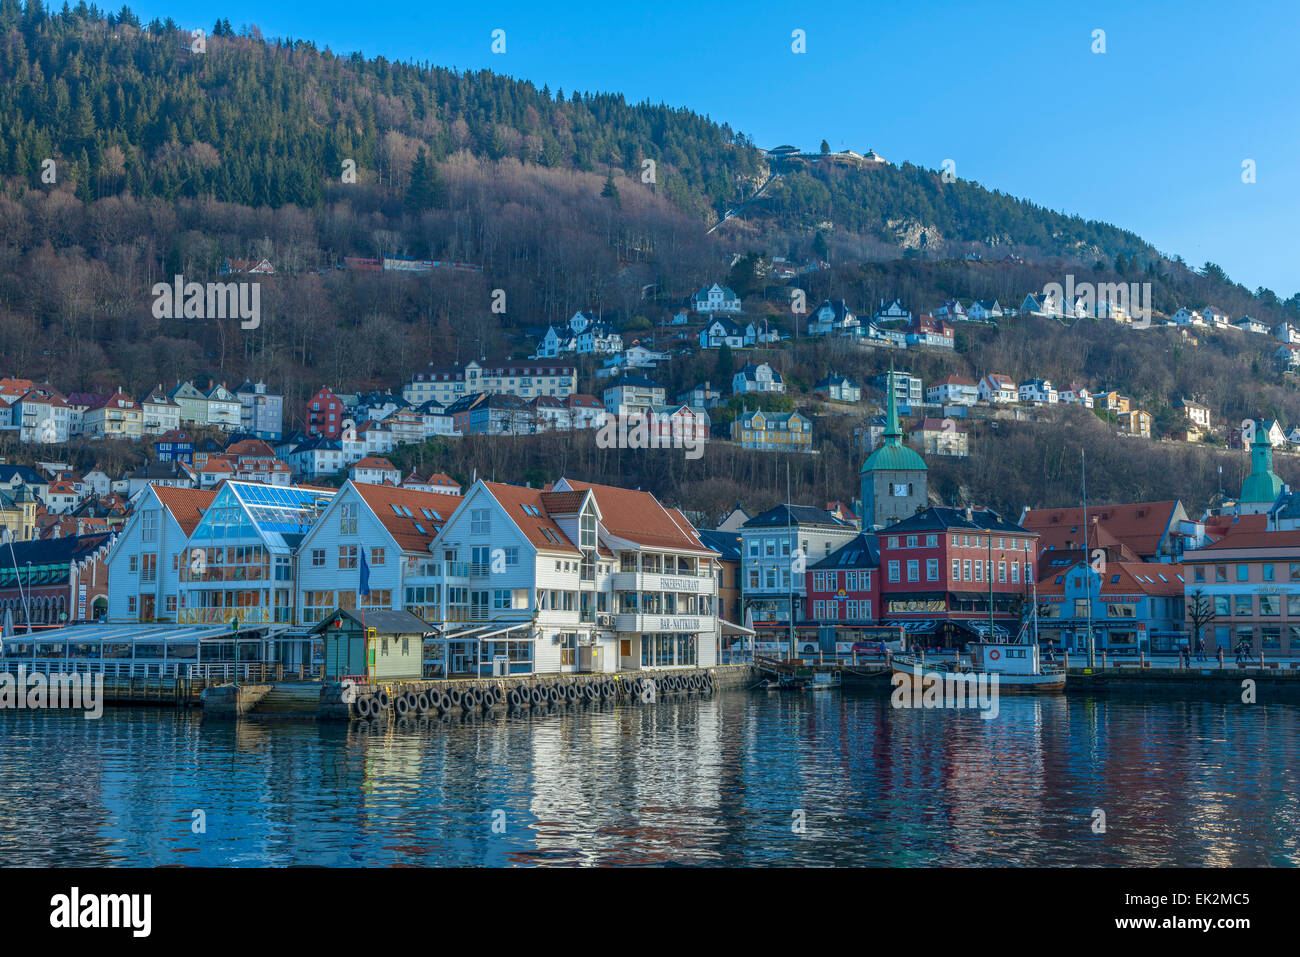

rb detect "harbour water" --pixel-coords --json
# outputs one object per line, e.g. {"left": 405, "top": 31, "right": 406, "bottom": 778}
{"left": 1, "top": 689, "right": 1298, "bottom": 866}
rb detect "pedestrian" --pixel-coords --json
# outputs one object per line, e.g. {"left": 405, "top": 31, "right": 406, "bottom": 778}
{"left": 1196, "top": 635, "right": 1206, "bottom": 662}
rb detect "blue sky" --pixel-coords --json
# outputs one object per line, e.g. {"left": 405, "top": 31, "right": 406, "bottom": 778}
{"left": 127, "top": 0, "right": 1298, "bottom": 295}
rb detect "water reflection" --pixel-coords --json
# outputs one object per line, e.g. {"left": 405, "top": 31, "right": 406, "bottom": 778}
{"left": 0, "top": 689, "right": 1296, "bottom": 866}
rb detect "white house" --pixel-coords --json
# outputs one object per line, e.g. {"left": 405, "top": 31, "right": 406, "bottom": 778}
{"left": 978, "top": 373, "right": 1018, "bottom": 404}
{"left": 698, "top": 317, "right": 748, "bottom": 349}
{"left": 967, "top": 300, "right": 1003, "bottom": 321}
{"left": 733, "top": 362, "right": 784, "bottom": 395}
{"left": 1234, "top": 316, "right": 1269, "bottom": 334}
{"left": 294, "top": 481, "right": 463, "bottom": 628}
{"left": 422, "top": 478, "right": 721, "bottom": 675}
{"left": 350, "top": 456, "right": 402, "bottom": 486}
{"left": 1274, "top": 323, "right": 1300, "bottom": 344}
{"left": 1019, "top": 379, "right": 1059, "bottom": 404}
{"left": 1058, "top": 384, "right": 1095, "bottom": 409}
{"left": 873, "top": 299, "right": 912, "bottom": 325}
{"left": 1172, "top": 308, "right": 1206, "bottom": 327}
{"left": 926, "top": 375, "right": 979, "bottom": 406}
{"left": 807, "top": 300, "right": 860, "bottom": 337}
{"left": 814, "top": 373, "right": 862, "bottom": 402}
{"left": 692, "top": 283, "right": 743, "bottom": 315}
{"left": 104, "top": 485, "right": 217, "bottom": 622}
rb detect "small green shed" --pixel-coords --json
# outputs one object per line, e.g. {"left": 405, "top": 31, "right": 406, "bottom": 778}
{"left": 313, "top": 608, "right": 430, "bottom": 682}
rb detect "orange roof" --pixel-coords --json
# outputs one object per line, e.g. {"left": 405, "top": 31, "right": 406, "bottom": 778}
{"left": 1021, "top": 501, "right": 1179, "bottom": 559}
{"left": 353, "top": 456, "right": 398, "bottom": 471}
{"left": 558, "top": 479, "right": 714, "bottom": 553}
{"left": 1200, "top": 529, "right": 1300, "bottom": 551}
{"left": 483, "top": 481, "right": 582, "bottom": 555}
{"left": 352, "top": 483, "right": 462, "bottom": 552}
{"left": 226, "top": 439, "right": 275, "bottom": 458}
{"left": 1202, "top": 513, "right": 1267, "bottom": 542}
{"left": 152, "top": 486, "right": 217, "bottom": 535}
{"left": 1037, "top": 561, "right": 1186, "bottom": 596}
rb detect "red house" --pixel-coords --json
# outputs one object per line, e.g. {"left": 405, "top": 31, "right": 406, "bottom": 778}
{"left": 806, "top": 533, "right": 880, "bottom": 623}
{"left": 876, "top": 506, "right": 1039, "bottom": 645}
{"left": 306, "top": 386, "right": 345, "bottom": 439}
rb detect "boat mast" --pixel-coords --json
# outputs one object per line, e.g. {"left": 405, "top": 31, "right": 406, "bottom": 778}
{"left": 1083, "top": 448, "right": 1095, "bottom": 669}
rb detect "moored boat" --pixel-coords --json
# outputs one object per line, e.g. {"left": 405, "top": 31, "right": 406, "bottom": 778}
{"left": 891, "top": 641, "right": 1066, "bottom": 693}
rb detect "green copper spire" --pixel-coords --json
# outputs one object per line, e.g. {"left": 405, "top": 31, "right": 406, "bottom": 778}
{"left": 1241, "top": 418, "right": 1284, "bottom": 504}
{"left": 861, "top": 360, "right": 926, "bottom": 475}
{"left": 883, "top": 359, "right": 902, "bottom": 442}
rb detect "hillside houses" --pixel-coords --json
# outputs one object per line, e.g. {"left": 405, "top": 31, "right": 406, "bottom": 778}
{"left": 537, "top": 310, "right": 624, "bottom": 357}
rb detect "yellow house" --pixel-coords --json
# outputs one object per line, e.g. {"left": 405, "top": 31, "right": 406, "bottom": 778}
{"left": 731, "top": 408, "right": 814, "bottom": 452}
{"left": 1097, "top": 391, "right": 1131, "bottom": 414}
{"left": 0, "top": 486, "right": 39, "bottom": 541}
{"left": 84, "top": 390, "right": 144, "bottom": 440}
{"left": 1119, "top": 409, "right": 1152, "bottom": 438}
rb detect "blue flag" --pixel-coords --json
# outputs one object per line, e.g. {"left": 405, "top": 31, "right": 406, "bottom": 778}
{"left": 359, "top": 549, "right": 371, "bottom": 597}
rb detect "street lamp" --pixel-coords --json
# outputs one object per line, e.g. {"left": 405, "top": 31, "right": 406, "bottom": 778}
{"left": 231, "top": 616, "right": 240, "bottom": 688}
{"left": 23, "top": 561, "right": 32, "bottom": 634}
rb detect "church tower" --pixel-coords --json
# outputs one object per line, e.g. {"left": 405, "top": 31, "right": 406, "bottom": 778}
{"left": 860, "top": 364, "right": 928, "bottom": 528}
{"left": 1237, "top": 420, "right": 1284, "bottom": 515}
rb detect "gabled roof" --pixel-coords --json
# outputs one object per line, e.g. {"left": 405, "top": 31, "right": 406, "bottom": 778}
{"left": 811, "top": 532, "right": 879, "bottom": 570}
{"left": 482, "top": 481, "right": 582, "bottom": 555}
{"left": 151, "top": 486, "right": 218, "bottom": 535}
{"left": 352, "top": 483, "right": 462, "bottom": 552}
{"left": 743, "top": 504, "right": 851, "bottom": 531}
{"left": 556, "top": 479, "right": 715, "bottom": 554}
{"left": 885, "top": 506, "right": 1031, "bottom": 536}
{"left": 1037, "top": 560, "right": 1185, "bottom": 596}
{"left": 1020, "top": 500, "right": 1179, "bottom": 558}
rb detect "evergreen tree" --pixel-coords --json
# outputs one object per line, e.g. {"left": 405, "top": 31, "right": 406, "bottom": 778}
{"left": 601, "top": 172, "right": 620, "bottom": 206}
{"left": 405, "top": 148, "right": 445, "bottom": 213}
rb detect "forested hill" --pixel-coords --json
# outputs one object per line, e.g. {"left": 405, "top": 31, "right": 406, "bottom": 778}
{"left": 0, "top": 2, "right": 1152, "bottom": 264}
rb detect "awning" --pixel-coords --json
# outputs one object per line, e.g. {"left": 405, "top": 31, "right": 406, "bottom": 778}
{"left": 967, "top": 623, "right": 1012, "bottom": 638}
{"left": 1, "top": 622, "right": 237, "bottom": 646}
{"left": 885, "top": 620, "right": 939, "bottom": 635}
{"left": 720, "top": 619, "right": 755, "bottom": 636}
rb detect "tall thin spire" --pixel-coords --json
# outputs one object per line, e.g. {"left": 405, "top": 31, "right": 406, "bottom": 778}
{"left": 883, "top": 359, "right": 901, "bottom": 442}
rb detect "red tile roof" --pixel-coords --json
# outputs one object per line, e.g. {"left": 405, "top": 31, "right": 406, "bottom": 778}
{"left": 352, "top": 483, "right": 462, "bottom": 552}
{"left": 558, "top": 479, "right": 714, "bottom": 553}
{"left": 1021, "top": 501, "right": 1179, "bottom": 559}
{"left": 152, "top": 486, "right": 218, "bottom": 535}
{"left": 482, "top": 481, "right": 582, "bottom": 555}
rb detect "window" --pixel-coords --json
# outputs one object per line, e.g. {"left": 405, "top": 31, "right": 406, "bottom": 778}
{"left": 142, "top": 510, "right": 158, "bottom": 543}
{"left": 370, "top": 548, "right": 385, "bottom": 566}
{"left": 338, "top": 546, "right": 358, "bottom": 569}
{"left": 888, "top": 561, "right": 900, "bottom": 583}
{"left": 974, "top": 560, "right": 982, "bottom": 582}
{"left": 952, "top": 559, "right": 961, "bottom": 581}
{"left": 963, "top": 560, "right": 972, "bottom": 580}
{"left": 907, "top": 560, "right": 919, "bottom": 582}
{"left": 998, "top": 561, "right": 1006, "bottom": 583}
{"left": 926, "top": 535, "right": 938, "bottom": 547}
{"left": 1214, "top": 595, "right": 1231, "bottom": 617}
{"left": 141, "top": 554, "right": 156, "bottom": 583}
{"left": 1194, "top": 566, "right": 1205, "bottom": 583}
{"left": 1235, "top": 595, "right": 1253, "bottom": 616}
{"left": 339, "top": 503, "right": 358, "bottom": 535}
{"left": 1236, "top": 565, "right": 1249, "bottom": 583}
{"left": 906, "top": 535, "right": 918, "bottom": 548}
{"left": 1215, "top": 565, "right": 1227, "bottom": 582}
{"left": 1260, "top": 595, "right": 1281, "bottom": 616}
{"left": 1263, "top": 564, "right": 1275, "bottom": 582}
{"left": 926, "top": 559, "right": 939, "bottom": 581}
{"left": 471, "top": 509, "right": 491, "bottom": 535}
{"left": 311, "top": 549, "right": 325, "bottom": 567}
